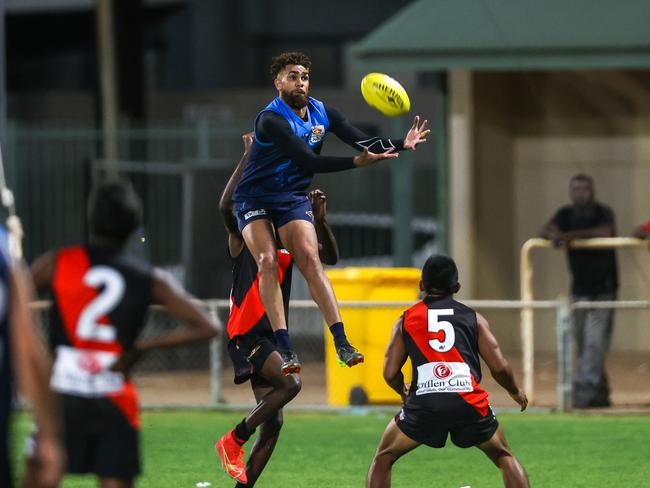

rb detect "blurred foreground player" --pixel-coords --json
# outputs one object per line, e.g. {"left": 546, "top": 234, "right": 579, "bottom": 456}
{"left": 0, "top": 225, "right": 64, "bottom": 488}
{"left": 28, "top": 180, "right": 219, "bottom": 488}
{"left": 215, "top": 134, "right": 338, "bottom": 486}
{"left": 367, "top": 255, "right": 530, "bottom": 488}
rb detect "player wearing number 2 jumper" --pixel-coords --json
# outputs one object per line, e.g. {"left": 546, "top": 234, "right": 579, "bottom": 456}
{"left": 367, "top": 255, "right": 530, "bottom": 488}
{"left": 29, "top": 180, "right": 219, "bottom": 488}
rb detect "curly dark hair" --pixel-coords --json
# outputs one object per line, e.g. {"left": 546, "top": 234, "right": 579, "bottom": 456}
{"left": 270, "top": 52, "right": 312, "bottom": 79}
{"left": 422, "top": 255, "right": 459, "bottom": 296}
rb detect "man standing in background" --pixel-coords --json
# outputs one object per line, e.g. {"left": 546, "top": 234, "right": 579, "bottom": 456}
{"left": 540, "top": 174, "right": 618, "bottom": 408}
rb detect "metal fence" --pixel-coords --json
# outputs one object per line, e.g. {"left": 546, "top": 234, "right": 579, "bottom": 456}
{"left": 6, "top": 122, "right": 438, "bottom": 272}
{"left": 31, "top": 298, "right": 650, "bottom": 412}
{"left": 4, "top": 120, "right": 249, "bottom": 262}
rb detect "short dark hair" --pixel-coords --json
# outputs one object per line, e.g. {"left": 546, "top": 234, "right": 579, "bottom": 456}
{"left": 570, "top": 173, "right": 593, "bottom": 185}
{"left": 270, "top": 52, "right": 311, "bottom": 79}
{"left": 422, "top": 255, "right": 459, "bottom": 296}
{"left": 88, "top": 179, "right": 142, "bottom": 243}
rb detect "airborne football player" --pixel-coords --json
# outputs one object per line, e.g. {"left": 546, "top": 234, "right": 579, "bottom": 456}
{"left": 231, "top": 51, "right": 429, "bottom": 374}
{"left": 215, "top": 133, "right": 339, "bottom": 486}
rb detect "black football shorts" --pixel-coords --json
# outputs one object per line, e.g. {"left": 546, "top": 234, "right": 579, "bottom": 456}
{"left": 395, "top": 405, "right": 499, "bottom": 448}
{"left": 228, "top": 330, "right": 279, "bottom": 384}
{"left": 62, "top": 394, "right": 140, "bottom": 480}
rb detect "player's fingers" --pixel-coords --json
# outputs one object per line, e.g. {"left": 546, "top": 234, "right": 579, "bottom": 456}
{"left": 419, "top": 119, "right": 429, "bottom": 131}
{"left": 420, "top": 129, "right": 431, "bottom": 138}
{"left": 411, "top": 115, "right": 419, "bottom": 129}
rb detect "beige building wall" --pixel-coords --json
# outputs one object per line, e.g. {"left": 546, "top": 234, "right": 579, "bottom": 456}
{"left": 471, "top": 71, "right": 650, "bottom": 352}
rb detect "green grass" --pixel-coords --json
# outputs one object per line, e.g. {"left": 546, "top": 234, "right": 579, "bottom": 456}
{"left": 12, "top": 410, "right": 650, "bottom": 487}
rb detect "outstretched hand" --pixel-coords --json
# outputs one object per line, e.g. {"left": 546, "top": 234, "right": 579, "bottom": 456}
{"left": 110, "top": 349, "right": 143, "bottom": 380}
{"left": 403, "top": 115, "right": 430, "bottom": 150}
{"left": 308, "top": 189, "right": 327, "bottom": 222}
{"left": 353, "top": 146, "right": 399, "bottom": 168}
{"left": 242, "top": 132, "right": 254, "bottom": 152}
{"left": 510, "top": 389, "right": 528, "bottom": 412}
{"left": 26, "top": 433, "right": 64, "bottom": 488}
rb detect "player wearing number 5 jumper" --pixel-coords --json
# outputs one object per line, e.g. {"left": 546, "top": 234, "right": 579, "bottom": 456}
{"left": 29, "top": 180, "right": 219, "bottom": 488}
{"left": 367, "top": 255, "right": 530, "bottom": 488}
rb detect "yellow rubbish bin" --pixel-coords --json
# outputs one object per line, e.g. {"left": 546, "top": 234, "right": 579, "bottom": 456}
{"left": 324, "top": 267, "right": 421, "bottom": 406}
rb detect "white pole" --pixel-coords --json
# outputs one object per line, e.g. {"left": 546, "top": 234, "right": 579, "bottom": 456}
{"left": 519, "top": 236, "right": 646, "bottom": 406}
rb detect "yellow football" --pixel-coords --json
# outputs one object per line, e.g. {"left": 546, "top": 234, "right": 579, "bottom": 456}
{"left": 360, "top": 73, "right": 411, "bottom": 117}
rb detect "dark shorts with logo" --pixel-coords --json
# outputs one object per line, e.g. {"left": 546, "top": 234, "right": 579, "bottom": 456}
{"left": 234, "top": 197, "right": 314, "bottom": 233}
{"left": 395, "top": 405, "right": 499, "bottom": 448}
{"left": 62, "top": 394, "right": 140, "bottom": 480}
{"left": 228, "top": 330, "right": 280, "bottom": 386}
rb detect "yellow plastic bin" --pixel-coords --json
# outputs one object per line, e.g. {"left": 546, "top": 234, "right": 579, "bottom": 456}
{"left": 324, "top": 267, "right": 421, "bottom": 406}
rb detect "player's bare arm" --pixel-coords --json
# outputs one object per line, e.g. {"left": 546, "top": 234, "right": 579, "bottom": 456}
{"left": 219, "top": 133, "right": 253, "bottom": 257}
{"left": 30, "top": 250, "right": 56, "bottom": 292}
{"left": 112, "top": 270, "right": 220, "bottom": 375}
{"left": 541, "top": 219, "right": 615, "bottom": 247}
{"left": 309, "top": 189, "right": 339, "bottom": 265}
{"left": 147, "top": 269, "right": 219, "bottom": 346}
{"left": 383, "top": 317, "right": 408, "bottom": 403}
{"left": 11, "top": 265, "right": 64, "bottom": 488}
{"left": 539, "top": 219, "right": 559, "bottom": 239}
{"left": 476, "top": 313, "right": 528, "bottom": 411}
{"left": 560, "top": 221, "right": 615, "bottom": 240}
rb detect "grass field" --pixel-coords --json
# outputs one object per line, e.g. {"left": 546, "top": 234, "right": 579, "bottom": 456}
{"left": 11, "top": 410, "right": 650, "bottom": 487}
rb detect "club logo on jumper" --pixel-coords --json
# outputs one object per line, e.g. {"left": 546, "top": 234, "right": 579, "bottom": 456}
{"left": 51, "top": 345, "right": 124, "bottom": 396}
{"left": 78, "top": 352, "right": 103, "bottom": 375}
{"left": 415, "top": 361, "right": 473, "bottom": 395}
{"left": 305, "top": 210, "right": 314, "bottom": 221}
{"left": 244, "top": 209, "right": 267, "bottom": 220}
{"left": 309, "top": 125, "right": 325, "bottom": 144}
{"left": 433, "top": 363, "right": 452, "bottom": 379}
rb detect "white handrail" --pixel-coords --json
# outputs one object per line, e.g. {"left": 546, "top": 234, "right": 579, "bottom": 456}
{"left": 30, "top": 294, "right": 650, "bottom": 410}
{"left": 519, "top": 236, "right": 647, "bottom": 404}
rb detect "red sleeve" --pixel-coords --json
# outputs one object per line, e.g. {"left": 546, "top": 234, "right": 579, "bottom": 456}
{"left": 644, "top": 221, "right": 650, "bottom": 233}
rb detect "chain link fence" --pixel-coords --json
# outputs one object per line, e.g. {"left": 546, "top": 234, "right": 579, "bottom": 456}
{"left": 30, "top": 298, "right": 650, "bottom": 411}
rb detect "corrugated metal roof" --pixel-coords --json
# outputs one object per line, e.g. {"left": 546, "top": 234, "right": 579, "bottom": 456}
{"left": 352, "top": 0, "right": 650, "bottom": 70}
{"left": 6, "top": 0, "right": 185, "bottom": 14}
